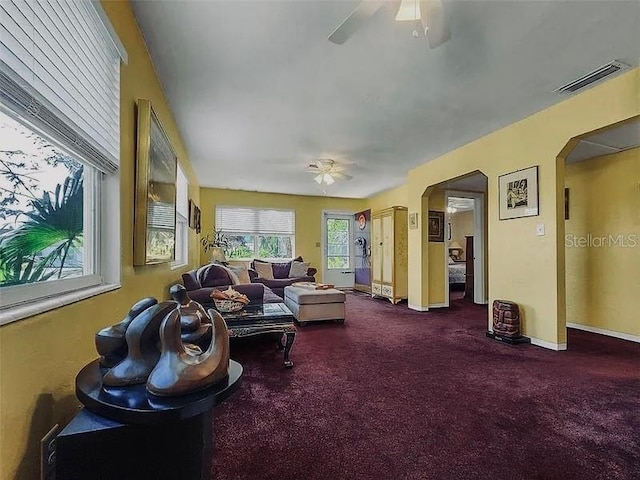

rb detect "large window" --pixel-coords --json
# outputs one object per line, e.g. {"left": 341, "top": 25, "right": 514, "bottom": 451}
{"left": 0, "top": 1, "right": 126, "bottom": 322}
{"left": 215, "top": 206, "right": 295, "bottom": 260}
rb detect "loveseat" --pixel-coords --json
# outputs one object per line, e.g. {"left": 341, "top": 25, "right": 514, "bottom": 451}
{"left": 248, "top": 256, "right": 317, "bottom": 298}
{"left": 182, "top": 263, "right": 282, "bottom": 306}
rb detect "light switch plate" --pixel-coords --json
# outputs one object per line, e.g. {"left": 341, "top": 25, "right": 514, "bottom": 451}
{"left": 536, "top": 224, "right": 545, "bottom": 236}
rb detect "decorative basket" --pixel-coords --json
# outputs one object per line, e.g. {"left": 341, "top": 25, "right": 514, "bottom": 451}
{"left": 214, "top": 298, "right": 245, "bottom": 313}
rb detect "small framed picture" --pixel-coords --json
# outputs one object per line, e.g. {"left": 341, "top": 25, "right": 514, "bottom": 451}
{"left": 498, "top": 166, "right": 539, "bottom": 220}
{"left": 194, "top": 206, "right": 202, "bottom": 234}
{"left": 428, "top": 211, "right": 444, "bottom": 242}
{"left": 409, "top": 212, "right": 418, "bottom": 230}
{"left": 188, "top": 199, "right": 197, "bottom": 229}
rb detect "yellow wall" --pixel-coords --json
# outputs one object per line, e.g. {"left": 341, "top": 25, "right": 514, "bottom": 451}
{"left": 450, "top": 211, "right": 475, "bottom": 252}
{"left": 565, "top": 148, "right": 640, "bottom": 336}
{"left": 368, "top": 183, "right": 408, "bottom": 212}
{"left": 199, "top": 188, "right": 366, "bottom": 282}
{"left": 405, "top": 68, "right": 639, "bottom": 346}
{"left": 0, "top": 2, "right": 201, "bottom": 478}
{"left": 427, "top": 190, "right": 446, "bottom": 305}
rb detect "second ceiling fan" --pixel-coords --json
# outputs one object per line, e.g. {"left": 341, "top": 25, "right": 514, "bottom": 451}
{"left": 328, "top": 0, "right": 450, "bottom": 49}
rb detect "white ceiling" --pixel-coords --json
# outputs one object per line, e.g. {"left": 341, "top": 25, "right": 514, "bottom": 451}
{"left": 131, "top": 0, "right": 640, "bottom": 198}
{"left": 565, "top": 118, "right": 640, "bottom": 163}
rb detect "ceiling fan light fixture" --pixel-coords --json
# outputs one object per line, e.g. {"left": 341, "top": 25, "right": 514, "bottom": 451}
{"left": 395, "top": 0, "right": 421, "bottom": 22}
{"left": 314, "top": 173, "right": 323, "bottom": 184}
{"left": 323, "top": 173, "right": 335, "bottom": 185}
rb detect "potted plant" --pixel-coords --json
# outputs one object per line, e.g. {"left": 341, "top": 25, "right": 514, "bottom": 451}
{"left": 200, "top": 228, "right": 229, "bottom": 263}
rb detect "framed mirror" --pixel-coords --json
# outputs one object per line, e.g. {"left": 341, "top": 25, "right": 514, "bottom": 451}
{"left": 134, "top": 99, "right": 177, "bottom": 265}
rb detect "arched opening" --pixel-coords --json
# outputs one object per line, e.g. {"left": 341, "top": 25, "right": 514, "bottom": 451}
{"left": 421, "top": 170, "right": 489, "bottom": 309}
{"left": 557, "top": 115, "right": 640, "bottom": 347}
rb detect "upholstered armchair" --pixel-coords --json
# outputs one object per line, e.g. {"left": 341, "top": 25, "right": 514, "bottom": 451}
{"left": 248, "top": 256, "right": 317, "bottom": 298}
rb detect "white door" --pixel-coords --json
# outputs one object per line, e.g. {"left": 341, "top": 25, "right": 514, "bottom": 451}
{"left": 322, "top": 213, "right": 355, "bottom": 288}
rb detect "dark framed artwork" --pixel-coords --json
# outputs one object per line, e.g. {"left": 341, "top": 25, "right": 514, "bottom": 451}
{"left": 194, "top": 205, "right": 202, "bottom": 234}
{"left": 428, "top": 211, "right": 444, "bottom": 242}
{"left": 498, "top": 166, "right": 539, "bottom": 220}
{"left": 134, "top": 99, "right": 177, "bottom": 265}
{"left": 188, "top": 199, "right": 198, "bottom": 229}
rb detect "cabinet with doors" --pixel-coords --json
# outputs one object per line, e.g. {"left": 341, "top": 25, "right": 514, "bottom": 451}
{"left": 371, "top": 206, "right": 408, "bottom": 304}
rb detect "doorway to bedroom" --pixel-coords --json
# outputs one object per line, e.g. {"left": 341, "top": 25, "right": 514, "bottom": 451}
{"left": 443, "top": 174, "right": 488, "bottom": 307}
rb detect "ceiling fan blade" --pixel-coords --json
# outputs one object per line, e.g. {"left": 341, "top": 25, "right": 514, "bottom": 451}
{"left": 421, "top": 0, "right": 450, "bottom": 49}
{"left": 328, "top": 1, "right": 385, "bottom": 45}
{"left": 332, "top": 172, "right": 353, "bottom": 181}
{"left": 305, "top": 165, "right": 320, "bottom": 173}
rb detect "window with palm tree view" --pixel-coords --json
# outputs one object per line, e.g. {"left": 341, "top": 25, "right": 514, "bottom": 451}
{"left": 0, "top": 111, "right": 92, "bottom": 288}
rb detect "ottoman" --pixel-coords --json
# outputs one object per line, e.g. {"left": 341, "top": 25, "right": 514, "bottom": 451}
{"left": 283, "top": 285, "right": 346, "bottom": 325}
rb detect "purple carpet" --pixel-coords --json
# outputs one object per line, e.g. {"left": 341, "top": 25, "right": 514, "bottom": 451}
{"left": 212, "top": 293, "right": 640, "bottom": 480}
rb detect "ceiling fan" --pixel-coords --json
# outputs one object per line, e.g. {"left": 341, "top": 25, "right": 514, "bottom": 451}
{"left": 328, "top": 0, "right": 450, "bottom": 49}
{"left": 305, "top": 159, "right": 353, "bottom": 185}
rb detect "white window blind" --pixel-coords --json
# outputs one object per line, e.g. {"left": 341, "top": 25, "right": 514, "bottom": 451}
{"left": 0, "top": 0, "right": 125, "bottom": 173}
{"left": 216, "top": 206, "right": 295, "bottom": 235}
{"left": 176, "top": 166, "right": 188, "bottom": 218}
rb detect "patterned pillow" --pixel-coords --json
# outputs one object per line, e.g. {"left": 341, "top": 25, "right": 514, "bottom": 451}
{"left": 289, "top": 261, "right": 310, "bottom": 278}
{"left": 254, "top": 262, "right": 274, "bottom": 280}
{"left": 227, "top": 263, "right": 251, "bottom": 284}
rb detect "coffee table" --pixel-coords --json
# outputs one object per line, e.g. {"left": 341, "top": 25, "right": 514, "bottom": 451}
{"left": 216, "top": 303, "right": 296, "bottom": 368}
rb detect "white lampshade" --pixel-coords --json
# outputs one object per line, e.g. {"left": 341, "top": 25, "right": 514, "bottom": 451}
{"left": 449, "top": 241, "right": 463, "bottom": 250}
{"left": 314, "top": 173, "right": 335, "bottom": 185}
{"left": 210, "top": 246, "right": 227, "bottom": 263}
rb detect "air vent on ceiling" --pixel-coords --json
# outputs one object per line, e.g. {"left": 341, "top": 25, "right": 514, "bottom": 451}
{"left": 554, "top": 60, "right": 630, "bottom": 94}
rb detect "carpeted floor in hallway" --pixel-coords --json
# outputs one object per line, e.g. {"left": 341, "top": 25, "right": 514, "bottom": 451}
{"left": 212, "top": 293, "right": 640, "bottom": 480}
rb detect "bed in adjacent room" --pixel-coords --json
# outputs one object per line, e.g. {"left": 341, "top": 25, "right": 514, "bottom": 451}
{"left": 448, "top": 260, "right": 466, "bottom": 285}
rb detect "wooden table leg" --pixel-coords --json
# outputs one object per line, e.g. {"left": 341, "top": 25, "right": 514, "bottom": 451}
{"left": 283, "top": 331, "right": 295, "bottom": 368}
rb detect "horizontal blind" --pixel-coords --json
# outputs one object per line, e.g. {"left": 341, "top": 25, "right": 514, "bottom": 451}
{"left": 216, "top": 206, "right": 295, "bottom": 235}
{"left": 0, "top": 0, "right": 123, "bottom": 172}
{"left": 176, "top": 165, "right": 188, "bottom": 217}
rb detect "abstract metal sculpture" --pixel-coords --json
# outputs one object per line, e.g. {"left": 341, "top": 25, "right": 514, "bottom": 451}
{"left": 169, "top": 284, "right": 212, "bottom": 345}
{"left": 147, "top": 307, "right": 230, "bottom": 396}
{"left": 102, "top": 302, "right": 177, "bottom": 387}
{"left": 95, "top": 297, "right": 158, "bottom": 367}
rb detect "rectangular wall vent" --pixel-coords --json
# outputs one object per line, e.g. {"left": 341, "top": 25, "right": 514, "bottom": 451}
{"left": 554, "top": 60, "right": 630, "bottom": 94}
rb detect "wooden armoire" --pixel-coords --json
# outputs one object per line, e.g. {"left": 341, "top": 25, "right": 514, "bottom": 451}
{"left": 371, "top": 206, "right": 408, "bottom": 304}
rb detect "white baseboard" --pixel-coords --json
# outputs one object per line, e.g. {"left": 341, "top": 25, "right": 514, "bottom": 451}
{"left": 566, "top": 322, "right": 640, "bottom": 343}
{"left": 408, "top": 304, "right": 429, "bottom": 312}
{"left": 428, "top": 303, "right": 448, "bottom": 309}
{"left": 529, "top": 337, "right": 567, "bottom": 351}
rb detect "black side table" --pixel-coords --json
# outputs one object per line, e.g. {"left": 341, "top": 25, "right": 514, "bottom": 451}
{"left": 55, "top": 359, "right": 242, "bottom": 480}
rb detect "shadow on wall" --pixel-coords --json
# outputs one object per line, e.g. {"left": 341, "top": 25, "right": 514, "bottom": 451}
{"left": 14, "top": 392, "right": 78, "bottom": 480}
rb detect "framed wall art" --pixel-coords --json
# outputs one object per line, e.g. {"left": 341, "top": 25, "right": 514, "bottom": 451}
{"left": 188, "top": 199, "right": 197, "bottom": 229}
{"left": 498, "top": 166, "right": 539, "bottom": 220}
{"left": 428, "top": 211, "right": 444, "bottom": 242}
{"left": 409, "top": 212, "right": 419, "bottom": 230}
{"left": 134, "top": 99, "right": 177, "bottom": 266}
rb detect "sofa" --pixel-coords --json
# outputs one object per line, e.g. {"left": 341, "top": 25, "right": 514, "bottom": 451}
{"left": 182, "top": 263, "right": 282, "bottom": 306}
{"left": 248, "top": 256, "right": 317, "bottom": 298}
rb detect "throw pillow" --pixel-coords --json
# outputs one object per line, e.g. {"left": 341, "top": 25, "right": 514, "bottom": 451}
{"left": 289, "top": 261, "right": 310, "bottom": 278}
{"left": 216, "top": 264, "right": 240, "bottom": 285}
{"left": 254, "top": 262, "right": 274, "bottom": 280}
{"left": 271, "top": 262, "right": 292, "bottom": 279}
{"left": 227, "top": 263, "right": 251, "bottom": 284}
